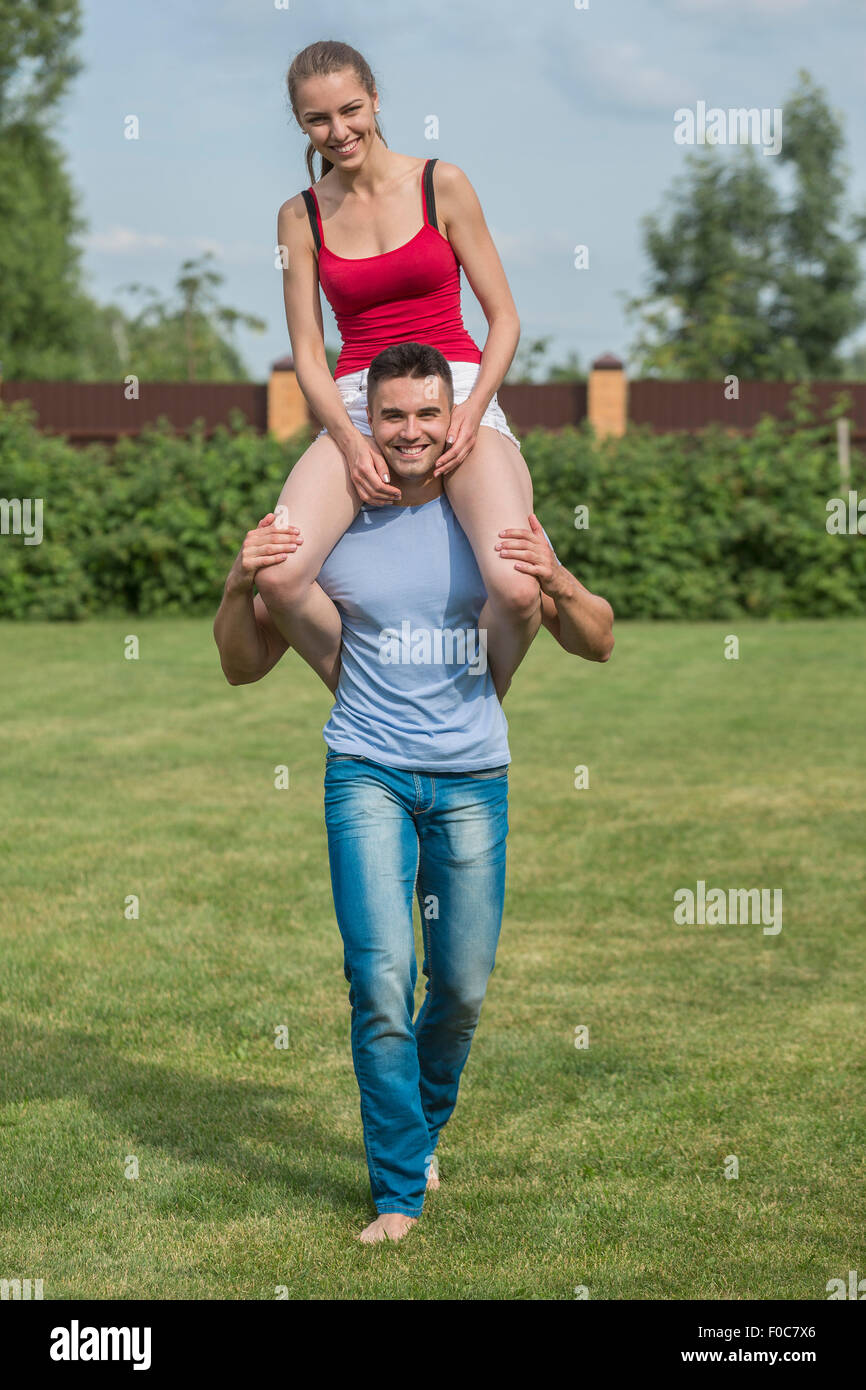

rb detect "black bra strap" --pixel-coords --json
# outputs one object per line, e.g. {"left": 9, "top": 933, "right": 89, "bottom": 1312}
{"left": 301, "top": 189, "right": 321, "bottom": 254}
{"left": 423, "top": 158, "right": 439, "bottom": 233}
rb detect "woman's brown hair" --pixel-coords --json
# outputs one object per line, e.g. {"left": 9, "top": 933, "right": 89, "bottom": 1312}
{"left": 287, "top": 41, "right": 388, "bottom": 183}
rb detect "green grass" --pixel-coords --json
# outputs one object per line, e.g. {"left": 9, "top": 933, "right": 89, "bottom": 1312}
{"left": 0, "top": 617, "right": 863, "bottom": 1300}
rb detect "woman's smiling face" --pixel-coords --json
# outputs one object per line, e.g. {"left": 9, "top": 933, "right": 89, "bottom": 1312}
{"left": 296, "top": 69, "right": 378, "bottom": 164}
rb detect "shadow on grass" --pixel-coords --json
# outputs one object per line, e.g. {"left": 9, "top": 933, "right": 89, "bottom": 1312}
{"left": 1, "top": 1019, "right": 365, "bottom": 1213}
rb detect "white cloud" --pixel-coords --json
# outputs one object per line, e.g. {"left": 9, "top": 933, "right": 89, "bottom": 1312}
{"left": 490, "top": 227, "right": 576, "bottom": 268}
{"left": 83, "top": 226, "right": 267, "bottom": 266}
{"left": 552, "top": 41, "right": 691, "bottom": 115}
{"left": 668, "top": 0, "right": 811, "bottom": 12}
{"left": 490, "top": 227, "right": 541, "bottom": 266}
{"left": 85, "top": 226, "right": 171, "bottom": 254}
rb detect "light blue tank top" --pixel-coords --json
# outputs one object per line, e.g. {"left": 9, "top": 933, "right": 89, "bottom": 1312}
{"left": 316, "top": 492, "right": 509, "bottom": 771}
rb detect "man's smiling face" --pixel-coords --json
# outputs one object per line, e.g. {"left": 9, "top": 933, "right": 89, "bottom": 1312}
{"left": 367, "top": 373, "right": 453, "bottom": 481}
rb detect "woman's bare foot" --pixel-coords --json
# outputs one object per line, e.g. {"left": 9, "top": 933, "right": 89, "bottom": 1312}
{"left": 357, "top": 1213, "right": 418, "bottom": 1243}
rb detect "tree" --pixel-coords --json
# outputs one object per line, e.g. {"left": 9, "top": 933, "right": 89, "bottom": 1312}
{"left": 624, "top": 149, "right": 785, "bottom": 378}
{"left": 0, "top": 4, "right": 263, "bottom": 381}
{"left": 771, "top": 70, "right": 866, "bottom": 377}
{"left": 546, "top": 350, "right": 586, "bottom": 383}
{"left": 625, "top": 70, "right": 866, "bottom": 380}
{"left": 504, "top": 338, "right": 586, "bottom": 383}
{"left": 505, "top": 335, "right": 552, "bottom": 384}
{"left": 0, "top": 1, "right": 89, "bottom": 378}
{"left": 72, "top": 300, "right": 138, "bottom": 380}
{"left": 0, "top": 0, "right": 82, "bottom": 126}
{"left": 119, "top": 252, "right": 266, "bottom": 381}
{"left": 841, "top": 342, "right": 866, "bottom": 380}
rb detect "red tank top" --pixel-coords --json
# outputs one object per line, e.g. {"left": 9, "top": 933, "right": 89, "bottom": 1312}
{"left": 301, "top": 158, "right": 483, "bottom": 380}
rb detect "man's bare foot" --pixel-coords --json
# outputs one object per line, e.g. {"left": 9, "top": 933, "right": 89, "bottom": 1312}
{"left": 357, "top": 1212, "right": 418, "bottom": 1243}
{"left": 425, "top": 1154, "right": 440, "bottom": 1191}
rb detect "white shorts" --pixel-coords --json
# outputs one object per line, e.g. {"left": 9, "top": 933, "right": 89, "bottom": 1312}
{"left": 315, "top": 359, "right": 522, "bottom": 452}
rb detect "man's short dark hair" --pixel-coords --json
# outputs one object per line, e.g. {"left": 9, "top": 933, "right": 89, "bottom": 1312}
{"left": 366, "top": 342, "right": 454, "bottom": 414}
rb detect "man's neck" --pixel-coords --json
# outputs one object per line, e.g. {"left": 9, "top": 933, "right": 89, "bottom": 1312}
{"left": 389, "top": 470, "right": 444, "bottom": 508}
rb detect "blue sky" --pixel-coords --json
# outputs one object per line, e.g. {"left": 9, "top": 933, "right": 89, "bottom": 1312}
{"left": 59, "top": 0, "right": 866, "bottom": 379}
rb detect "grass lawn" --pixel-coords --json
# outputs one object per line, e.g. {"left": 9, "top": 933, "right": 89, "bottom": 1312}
{"left": 0, "top": 616, "right": 863, "bottom": 1300}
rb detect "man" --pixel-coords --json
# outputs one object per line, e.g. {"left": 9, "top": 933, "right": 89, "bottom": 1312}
{"left": 213, "top": 342, "right": 614, "bottom": 1243}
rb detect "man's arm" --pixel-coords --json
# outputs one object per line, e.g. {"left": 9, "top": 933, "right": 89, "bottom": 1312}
{"left": 537, "top": 575, "right": 614, "bottom": 661}
{"left": 496, "top": 514, "right": 614, "bottom": 662}
{"left": 213, "top": 513, "right": 297, "bottom": 685}
{"left": 214, "top": 587, "right": 291, "bottom": 685}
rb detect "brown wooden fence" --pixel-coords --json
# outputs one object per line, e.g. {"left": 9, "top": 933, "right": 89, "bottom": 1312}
{"left": 307, "top": 382, "right": 588, "bottom": 438}
{"left": 496, "top": 381, "right": 588, "bottom": 435}
{"left": 2, "top": 372, "right": 865, "bottom": 445}
{"left": 0, "top": 381, "right": 267, "bottom": 446}
{"left": 628, "top": 380, "right": 866, "bottom": 441}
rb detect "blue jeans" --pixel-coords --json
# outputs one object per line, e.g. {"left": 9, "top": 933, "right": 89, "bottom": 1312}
{"left": 323, "top": 750, "right": 509, "bottom": 1217}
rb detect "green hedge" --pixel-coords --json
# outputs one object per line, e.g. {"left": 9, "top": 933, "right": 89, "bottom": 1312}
{"left": 529, "top": 408, "right": 866, "bottom": 619}
{"left": 0, "top": 395, "right": 863, "bottom": 620}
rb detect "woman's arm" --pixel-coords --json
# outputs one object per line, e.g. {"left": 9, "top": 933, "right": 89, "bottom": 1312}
{"left": 430, "top": 162, "right": 521, "bottom": 474}
{"left": 277, "top": 194, "right": 400, "bottom": 505}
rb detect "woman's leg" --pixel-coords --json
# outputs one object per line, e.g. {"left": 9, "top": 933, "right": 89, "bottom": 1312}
{"left": 443, "top": 425, "right": 541, "bottom": 700}
{"left": 255, "top": 432, "right": 360, "bottom": 688}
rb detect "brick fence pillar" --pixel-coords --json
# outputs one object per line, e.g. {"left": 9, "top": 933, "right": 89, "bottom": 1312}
{"left": 588, "top": 352, "right": 627, "bottom": 438}
{"left": 267, "top": 355, "right": 310, "bottom": 441}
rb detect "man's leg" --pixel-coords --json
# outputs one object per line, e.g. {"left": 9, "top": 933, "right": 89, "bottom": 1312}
{"left": 323, "top": 754, "right": 431, "bottom": 1239}
{"left": 413, "top": 768, "right": 509, "bottom": 1161}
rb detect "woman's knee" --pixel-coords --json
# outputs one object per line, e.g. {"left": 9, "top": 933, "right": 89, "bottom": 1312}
{"left": 485, "top": 564, "right": 541, "bottom": 621}
{"left": 257, "top": 435, "right": 359, "bottom": 605}
{"left": 254, "top": 552, "right": 316, "bottom": 606}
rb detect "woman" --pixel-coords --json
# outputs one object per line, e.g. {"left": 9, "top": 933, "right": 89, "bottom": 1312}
{"left": 257, "top": 39, "right": 540, "bottom": 700}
